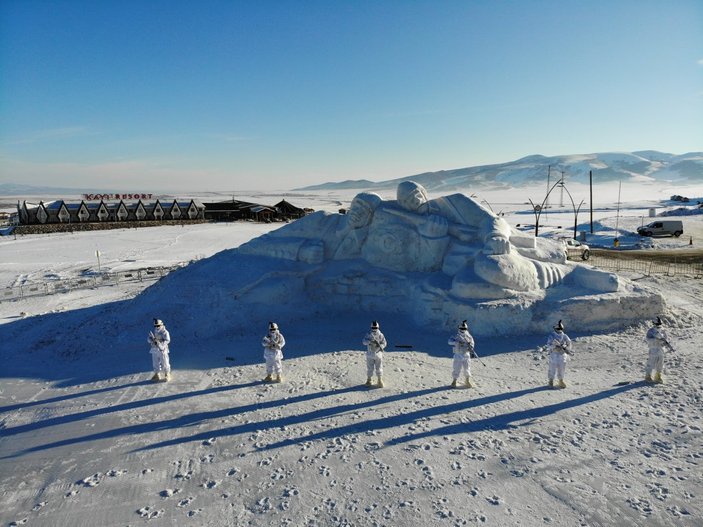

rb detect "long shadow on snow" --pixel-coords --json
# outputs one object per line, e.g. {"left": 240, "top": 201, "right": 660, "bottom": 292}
{"left": 3, "top": 384, "right": 442, "bottom": 458}
{"left": 137, "top": 383, "right": 638, "bottom": 454}
{"left": 383, "top": 382, "right": 643, "bottom": 447}
{"left": 0, "top": 380, "right": 259, "bottom": 439}
{"left": 0, "top": 380, "right": 149, "bottom": 413}
{"left": 4, "top": 381, "right": 642, "bottom": 459}
{"left": 262, "top": 383, "right": 642, "bottom": 451}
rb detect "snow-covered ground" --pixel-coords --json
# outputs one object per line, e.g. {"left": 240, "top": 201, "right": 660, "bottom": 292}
{"left": 1, "top": 185, "right": 702, "bottom": 527}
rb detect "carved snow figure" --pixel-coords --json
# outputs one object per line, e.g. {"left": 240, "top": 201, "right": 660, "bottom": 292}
{"left": 239, "top": 192, "right": 382, "bottom": 263}
{"left": 228, "top": 181, "right": 662, "bottom": 336}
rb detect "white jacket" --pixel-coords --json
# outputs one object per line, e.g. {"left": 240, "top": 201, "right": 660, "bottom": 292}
{"left": 262, "top": 330, "right": 285, "bottom": 352}
{"left": 148, "top": 326, "right": 170, "bottom": 353}
{"left": 646, "top": 326, "right": 669, "bottom": 351}
{"left": 362, "top": 330, "right": 387, "bottom": 354}
{"left": 448, "top": 330, "right": 475, "bottom": 355}
{"left": 547, "top": 330, "right": 572, "bottom": 355}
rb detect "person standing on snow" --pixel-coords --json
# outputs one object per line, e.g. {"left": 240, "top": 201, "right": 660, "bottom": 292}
{"left": 262, "top": 321, "right": 285, "bottom": 383}
{"left": 645, "top": 316, "right": 673, "bottom": 384}
{"left": 448, "top": 320, "right": 476, "bottom": 388}
{"left": 148, "top": 318, "right": 171, "bottom": 382}
{"left": 362, "top": 320, "right": 387, "bottom": 388}
{"left": 547, "top": 320, "right": 572, "bottom": 388}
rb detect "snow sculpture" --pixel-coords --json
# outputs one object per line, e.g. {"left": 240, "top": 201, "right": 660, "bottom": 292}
{"left": 240, "top": 181, "right": 589, "bottom": 299}
{"left": 234, "top": 181, "right": 651, "bottom": 335}
{"left": 239, "top": 192, "right": 382, "bottom": 263}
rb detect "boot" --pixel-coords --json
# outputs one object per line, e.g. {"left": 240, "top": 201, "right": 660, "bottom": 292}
{"left": 365, "top": 377, "right": 373, "bottom": 387}
{"left": 263, "top": 374, "right": 273, "bottom": 382}
{"left": 557, "top": 379, "right": 567, "bottom": 389}
{"left": 644, "top": 373, "right": 654, "bottom": 383}
{"left": 450, "top": 379, "right": 458, "bottom": 388}
{"left": 465, "top": 376, "right": 473, "bottom": 388}
{"left": 164, "top": 372, "right": 172, "bottom": 382}
{"left": 548, "top": 379, "right": 554, "bottom": 388}
{"left": 653, "top": 372, "right": 663, "bottom": 384}
{"left": 274, "top": 374, "right": 283, "bottom": 383}
{"left": 377, "top": 377, "right": 384, "bottom": 388}
{"left": 150, "top": 373, "right": 161, "bottom": 382}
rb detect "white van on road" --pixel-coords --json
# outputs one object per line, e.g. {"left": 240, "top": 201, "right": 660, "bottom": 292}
{"left": 637, "top": 220, "right": 684, "bottom": 238}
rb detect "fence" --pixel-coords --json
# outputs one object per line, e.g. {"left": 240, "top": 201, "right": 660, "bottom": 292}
{"left": 587, "top": 254, "right": 703, "bottom": 278}
{"left": 0, "top": 265, "right": 184, "bottom": 303}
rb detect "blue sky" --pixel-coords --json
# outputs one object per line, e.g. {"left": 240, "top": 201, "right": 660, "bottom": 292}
{"left": 1, "top": 0, "right": 701, "bottom": 191}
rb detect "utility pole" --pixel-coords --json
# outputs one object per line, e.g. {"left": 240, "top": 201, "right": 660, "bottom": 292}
{"left": 559, "top": 171, "right": 565, "bottom": 207}
{"left": 589, "top": 170, "right": 593, "bottom": 234}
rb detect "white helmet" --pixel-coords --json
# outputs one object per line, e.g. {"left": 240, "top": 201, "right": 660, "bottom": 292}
{"left": 269, "top": 321, "right": 278, "bottom": 331}
{"left": 554, "top": 320, "right": 564, "bottom": 332}
{"left": 370, "top": 320, "right": 380, "bottom": 330}
{"left": 459, "top": 320, "right": 468, "bottom": 331}
{"left": 153, "top": 318, "right": 164, "bottom": 327}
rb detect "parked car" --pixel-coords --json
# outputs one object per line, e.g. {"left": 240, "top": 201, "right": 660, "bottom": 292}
{"left": 563, "top": 238, "right": 590, "bottom": 261}
{"left": 636, "top": 220, "right": 683, "bottom": 237}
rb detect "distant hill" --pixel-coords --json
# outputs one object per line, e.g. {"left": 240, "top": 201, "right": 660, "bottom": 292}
{"left": 294, "top": 151, "right": 703, "bottom": 192}
{"left": 0, "top": 183, "right": 99, "bottom": 196}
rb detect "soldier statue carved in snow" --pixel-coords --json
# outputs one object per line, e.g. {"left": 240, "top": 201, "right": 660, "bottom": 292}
{"left": 234, "top": 181, "right": 646, "bottom": 336}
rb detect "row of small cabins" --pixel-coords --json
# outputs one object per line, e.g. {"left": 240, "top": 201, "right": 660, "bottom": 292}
{"left": 15, "top": 198, "right": 309, "bottom": 226}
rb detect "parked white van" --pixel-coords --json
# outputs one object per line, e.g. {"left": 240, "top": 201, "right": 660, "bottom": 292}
{"left": 637, "top": 220, "right": 684, "bottom": 237}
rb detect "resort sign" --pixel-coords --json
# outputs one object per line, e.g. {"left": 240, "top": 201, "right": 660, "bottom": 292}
{"left": 82, "top": 193, "right": 154, "bottom": 201}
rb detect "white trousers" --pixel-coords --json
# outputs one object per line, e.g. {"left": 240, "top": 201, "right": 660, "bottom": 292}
{"left": 646, "top": 348, "right": 664, "bottom": 376}
{"left": 366, "top": 352, "right": 383, "bottom": 378}
{"left": 452, "top": 353, "right": 471, "bottom": 379}
{"left": 151, "top": 349, "right": 171, "bottom": 374}
{"left": 264, "top": 349, "right": 283, "bottom": 375}
{"left": 548, "top": 352, "right": 566, "bottom": 381}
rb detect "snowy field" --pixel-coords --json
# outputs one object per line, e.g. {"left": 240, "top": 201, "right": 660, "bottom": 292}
{"left": 1, "top": 184, "right": 702, "bottom": 527}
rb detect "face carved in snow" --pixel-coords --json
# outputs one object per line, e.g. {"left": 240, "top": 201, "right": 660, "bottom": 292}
{"left": 397, "top": 181, "right": 430, "bottom": 214}
{"left": 347, "top": 193, "right": 380, "bottom": 229}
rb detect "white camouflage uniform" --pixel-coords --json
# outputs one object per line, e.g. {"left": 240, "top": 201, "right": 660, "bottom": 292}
{"left": 448, "top": 329, "right": 475, "bottom": 380}
{"left": 362, "top": 329, "right": 386, "bottom": 378}
{"left": 645, "top": 325, "right": 668, "bottom": 378}
{"left": 148, "top": 324, "right": 171, "bottom": 377}
{"left": 262, "top": 328, "right": 285, "bottom": 376}
{"left": 547, "top": 329, "right": 572, "bottom": 383}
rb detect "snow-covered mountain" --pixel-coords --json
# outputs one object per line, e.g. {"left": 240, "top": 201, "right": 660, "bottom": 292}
{"left": 296, "top": 151, "right": 703, "bottom": 192}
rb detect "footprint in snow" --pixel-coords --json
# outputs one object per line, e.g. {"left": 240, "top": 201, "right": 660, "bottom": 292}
{"left": 136, "top": 506, "right": 164, "bottom": 519}
{"left": 160, "top": 488, "right": 181, "bottom": 499}
{"left": 78, "top": 473, "right": 102, "bottom": 487}
{"left": 177, "top": 497, "right": 194, "bottom": 507}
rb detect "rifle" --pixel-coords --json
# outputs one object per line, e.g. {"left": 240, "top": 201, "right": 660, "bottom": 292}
{"left": 470, "top": 346, "right": 486, "bottom": 367}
